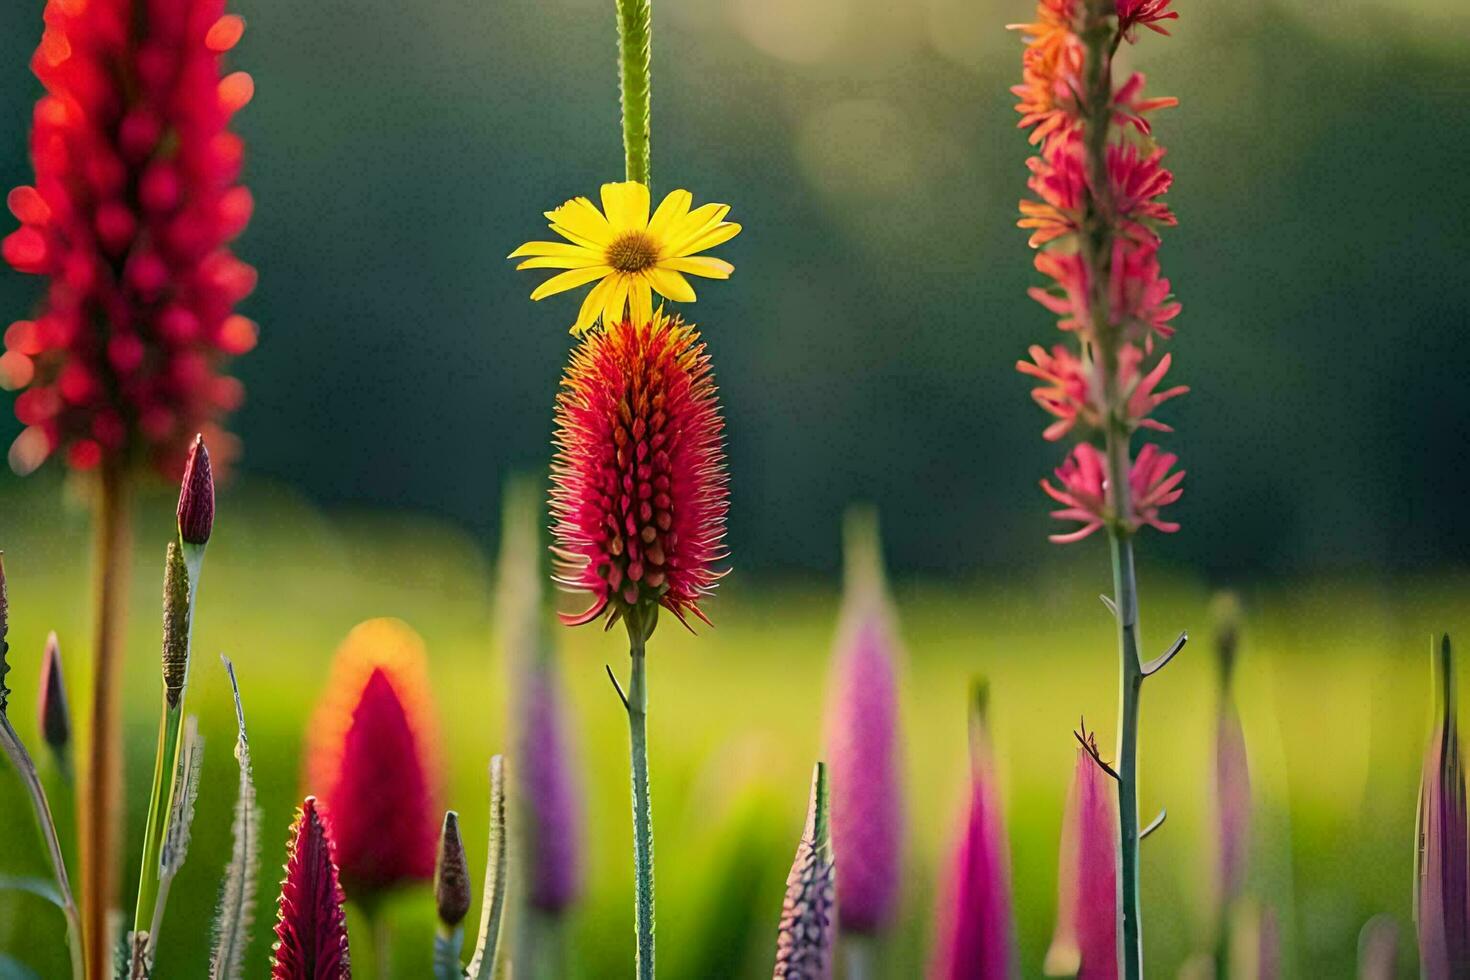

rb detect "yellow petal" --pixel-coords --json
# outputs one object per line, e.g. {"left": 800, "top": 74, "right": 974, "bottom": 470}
{"left": 529, "top": 265, "right": 612, "bottom": 301}
{"left": 661, "top": 255, "right": 734, "bottom": 279}
{"left": 669, "top": 203, "right": 730, "bottom": 241}
{"left": 602, "top": 275, "right": 633, "bottom": 327}
{"left": 601, "top": 181, "right": 650, "bottom": 232}
{"left": 573, "top": 275, "right": 616, "bottom": 334}
{"left": 508, "top": 240, "right": 597, "bottom": 260}
{"left": 647, "top": 189, "right": 693, "bottom": 243}
{"left": 515, "top": 255, "right": 606, "bottom": 271}
{"left": 547, "top": 197, "right": 614, "bottom": 246}
{"left": 629, "top": 279, "right": 654, "bottom": 326}
{"left": 673, "top": 221, "right": 741, "bottom": 258}
{"left": 647, "top": 266, "right": 696, "bottom": 303}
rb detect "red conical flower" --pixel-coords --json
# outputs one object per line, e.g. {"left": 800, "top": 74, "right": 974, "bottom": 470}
{"left": 550, "top": 311, "right": 728, "bottom": 631}
{"left": 1045, "top": 735, "right": 1119, "bottom": 979}
{"left": 271, "top": 796, "right": 351, "bottom": 980}
{"left": 2, "top": 0, "right": 257, "bottom": 477}
{"left": 304, "top": 618, "right": 440, "bottom": 898}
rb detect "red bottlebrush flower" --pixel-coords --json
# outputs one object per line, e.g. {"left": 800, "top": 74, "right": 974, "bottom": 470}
{"left": 1417, "top": 634, "right": 1470, "bottom": 978}
{"left": 1045, "top": 738, "right": 1119, "bottom": 979}
{"left": 1040, "top": 441, "right": 1183, "bottom": 542}
{"left": 930, "top": 683, "right": 1017, "bottom": 980}
{"left": 549, "top": 312, "right": 728, "bottom": 632}
{"left": 2, "top": 0, "right": 257, "bottom": 478}
{"left": 1115, "top": 0, "right": 1178, "bottom": 40}
{"left": 271, "top": 796, "right": 351, "bottom": 980}
{"left": 176, "top": 433, "right": 215, "bottom": 544}
{"left": 304, "top": 618, "right": 441, "bottom": 899}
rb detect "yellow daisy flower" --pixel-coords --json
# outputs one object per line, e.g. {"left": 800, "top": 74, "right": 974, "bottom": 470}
{"left": 509, "top": 181, "right": 741, "bottom": 334}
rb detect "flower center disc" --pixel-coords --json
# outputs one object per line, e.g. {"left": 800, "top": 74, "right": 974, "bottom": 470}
{"left": 606, "top": 231, "right": 659, "bottom": 273}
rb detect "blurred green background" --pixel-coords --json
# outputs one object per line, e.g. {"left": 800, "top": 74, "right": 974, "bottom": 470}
{"left": 0, "top": 0, "right": 1466, "bottom": 975}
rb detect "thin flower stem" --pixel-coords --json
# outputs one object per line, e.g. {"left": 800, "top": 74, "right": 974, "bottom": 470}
{"left": 81, "top": 461, "right": 131, "bottom": 980}
{"left": 1108, "top": 525, "right": 1144, "bottom": 980}
{"left": 626, "top": 631, "right": 655, "bottom": 980}
{"left": 0, "top": 715, "right": 84, "bottom": 980}
{"left": 615, "top": 0, "right": 653, "bottom": 186}
{"left": 133, "top": 702, "right": 181, "bottom": 940}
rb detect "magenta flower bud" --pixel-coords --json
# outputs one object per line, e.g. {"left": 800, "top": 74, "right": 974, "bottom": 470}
{"left": 930, "top": 681, "right": 1017, "bottom": 980}
{"left": 37, "top": 631, "right": 70, "bottom": 755}
{"left": 1045, "top": 737, "right": 1119, "bottom": 979}
{"left": 823, "top": 508, "right": 904, "bottom": 935}
{"left": 177, "top": 434, "right": 215, "bottom": 545}
{"left": 774, "top": 762, "right": 836, "bottom": 980}
{"left": 1416, "top": 634, "right": 1470, "bottom": 978}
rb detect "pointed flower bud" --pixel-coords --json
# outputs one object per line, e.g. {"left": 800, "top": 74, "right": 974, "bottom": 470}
{"left": 161, "top": 542, "right": 191, "bottom": 708}
{"left": 550, "top": 311, "right": 729, "bottom": 633}
{"left": 304, "top": 618, "right": 440, "bottom": 899}
{"left": 37, "top": 631, "right": 70, "bottom": 754}
{"left": 434, "top": 811, "right": 471, "bottom": 929}
{"left": 931, "top": 681, "right": 1018, "bottom": 980}
{"left": 1416, "top": 634, "right": 1470, "bottom": 977}
{"left": 823, "top": 508, "right": 904, "bottom": 934}
{"left": 1045, "top": 736, "right": 1119, "bottom": 978}
{"left": 271, "top": 797, "right": 351, "bottom": 980}
{"left": 773, "top": 762, "right": 836, "bottom": 980}
{"left": 177, "top": 435, "right": 215, "bottom": 545}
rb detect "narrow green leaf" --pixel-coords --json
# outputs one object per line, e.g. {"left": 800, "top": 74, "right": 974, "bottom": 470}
{"left": 209, "top": 655, "right": 260, "bottom": 980}
{"left": 466, "top": 756, "right": 509, "bottom": 980}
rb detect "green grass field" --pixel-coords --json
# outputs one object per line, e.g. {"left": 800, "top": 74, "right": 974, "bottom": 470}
{"left": 0, "top": 476, "right": 1454, "bottom": 978}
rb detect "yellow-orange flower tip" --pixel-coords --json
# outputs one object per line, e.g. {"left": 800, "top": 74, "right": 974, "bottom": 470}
{"left": 509, "top": 181, "right": 741, "bottom": 335}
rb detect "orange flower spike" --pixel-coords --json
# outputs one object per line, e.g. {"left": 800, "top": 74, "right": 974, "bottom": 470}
{"left": 304, "top": 619, "right": 441, "bottom": 900}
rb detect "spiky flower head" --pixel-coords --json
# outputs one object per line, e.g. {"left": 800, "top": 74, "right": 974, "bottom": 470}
{"left": 823, "top": 507, "right": 904, "bottom": 934}
{"left": 773, "top": 762, "right": 836, "bottom": 980}
{"left": 434, "top": 811, "right": 471, "bottom": 929}
{"left": 177, "top": 434, "right": 215, "bottom": 545}
{"left": 2, "top": 0, "right": 257, "bottom": 477}
{"left": 550, "top": 311, "right": 728, "bottom": 636}
{"left": 1416, "top": 634, "right": 1470, "bottom": 977}
{"left": 271, "top": 797, "right": 351, "bottom": 980}
{"left": 304, "top": 618, "right": 440, "bottom": 898}
{"left": 38, "top": 631, "right": 71, "bottom": 755}
{"left": 1045, "top": 734, "right": 1119, "bottom": 979}
{"left": 930, "top": 681, "right": 1018, "bottom": 980}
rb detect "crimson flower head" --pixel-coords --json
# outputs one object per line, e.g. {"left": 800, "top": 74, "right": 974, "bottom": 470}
{"left": 2, "top": 0, "right": 257, "bottom": 477}
{"left": 271, "top": 796, "right": 351, "bottom": 980}
{"left": 550, "top": 311, "right": 728, "bottom": 634}
{"left": 304, "top": 618, "right": 441, "bottom": 899}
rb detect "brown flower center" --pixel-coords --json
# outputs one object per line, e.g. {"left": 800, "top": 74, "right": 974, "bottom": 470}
{"left": 605, "top": 231, "right": 659, "bottom": 273}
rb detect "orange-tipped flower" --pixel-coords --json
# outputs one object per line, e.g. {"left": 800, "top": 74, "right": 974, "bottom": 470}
{"left": 550, "top": 311, "right": 728, "bottom": 632}
{"left": 304, "top": 618, "right": 440, "bottom": 898}
{"left": 271, "top": 796, "right": 351, "bottom": 980}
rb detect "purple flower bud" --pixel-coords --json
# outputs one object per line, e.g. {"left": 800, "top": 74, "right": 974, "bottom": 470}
{"left": 930, "top": 681, "right": 1017, "bottom": 980}
{"left": 774, "top": 762, "right": 836, "bottom": 980}
{"left": 435, "top": 810, "right": 472, "bottom": 928}
{"left": 176, "top": 434, "right": 214, "bottom": 545}
{"left": 37, "top": 631, "right": 70, "bottom": 753}
{"left": 1045, "top": 738, "right": 1119, "bottom": 979}
{"left": 823, "top": 508, "right": 903, "bottom": 934}
{"left": 1417, "top": 634, "right": 1470, "bottom": 978}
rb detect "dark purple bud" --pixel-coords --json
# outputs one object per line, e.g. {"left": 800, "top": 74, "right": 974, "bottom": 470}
{"left": 177, "top": 434, "right": 214, "bottom": 545}
{"left": 434, "top": 811, "right": 472, "bottom": 928}
{"left": 37, "top": 631, "right": 70, "bottom": 752}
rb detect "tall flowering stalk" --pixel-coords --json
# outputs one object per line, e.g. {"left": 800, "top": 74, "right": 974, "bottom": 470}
{"left": 1416, "top": 634, "right": 1470, "bottom": 978}
{"left": 930, "top": 681, "right": 1017, "bottom": 980}
{"left": 4, "top": 1, "right": 255, "bottom": 968}
{"left": 509, "top": 2, "right": 739, "bottom": 976}
{"left": 823, "top": 507, "right": 904, "bottom": 976}
{"left": 1011, "top": 0, "right": 1187, "bottom": 973}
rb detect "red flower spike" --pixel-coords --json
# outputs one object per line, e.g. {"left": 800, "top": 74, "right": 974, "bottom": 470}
{"left": 550, "top": 312, "right": 728, "bottom": 632}
{"left": 304, "top": 619, "right": 441, "bottom": 899}
{"left": 4, "top": 0, "right": 255, "bottom": 478}
{"left": 271, "top": 797, "right": 351, "bottom": 980}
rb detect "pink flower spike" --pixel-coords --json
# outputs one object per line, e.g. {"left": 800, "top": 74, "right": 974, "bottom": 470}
{"left": 271, "top": 797, "right": 351, "bottom": 980}
{"left": 1045, "top": 735, "right": 1119, "bottom": 979}
{"left": 1416, "top": 634, "right": 1470, "bottom": 978}
{"left": 930, "top": 681, "right": 1018, "bottom": 980}
{"left": 824, "top": 507, "right": 904, "bottom": 935}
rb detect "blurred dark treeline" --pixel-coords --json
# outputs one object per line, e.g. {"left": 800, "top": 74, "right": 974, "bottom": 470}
{"left": 0, "top": 0, "right": 1466, "bottom": 579}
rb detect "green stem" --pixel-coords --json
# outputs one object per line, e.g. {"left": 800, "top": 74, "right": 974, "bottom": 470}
{"left": 0, "top": 716, "right": 84, "bottom": 980}
{"left": 132, "top": 702, "right": 181, "bottom": 939}
{"left": 615, "top": 0, "right": 652, "bottom": 185}
{"left": 626, "top": 632, "right": 654, "bottom": 980}
{"left": 1107, "top": 526, "right": 1144, "bottom": 980}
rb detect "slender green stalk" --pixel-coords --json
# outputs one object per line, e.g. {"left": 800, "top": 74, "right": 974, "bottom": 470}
{"left": 626, "top": 631, "right": 655, "bottom": 980}
{"left": 0, "top": 715, "right": 84, "bottom": 980}
{"left": 1107, "top": 525, "right": 1144, "bottom": 980}
{"left": 615, "top": 0, "right": 652, "bottom": 186}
